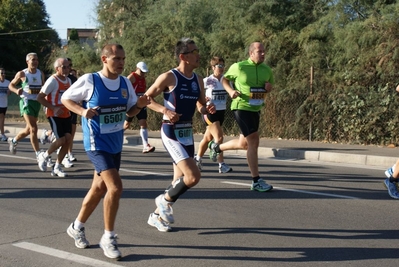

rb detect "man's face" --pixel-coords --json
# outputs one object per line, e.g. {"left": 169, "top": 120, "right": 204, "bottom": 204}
{"left": 104, "top": 47, "right": 125, "bottom": 75}
{"left": 56, "top": 59, "right": 70, "bottom": 76}
{"left": 249, "top": 43, "right": 265, "bottom": 64}
{"left": 182, "top": 44, "right": 200, "bottom": 68}
{"left": 27, "top": 55, "right": 39, "bottom": 69}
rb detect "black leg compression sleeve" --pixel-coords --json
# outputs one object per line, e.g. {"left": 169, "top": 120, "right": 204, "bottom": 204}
{"left": 164, "top": 183, "right": 173, "bottom": 194}
{"left": 167, "top": 177, "right": 190, "bottom": 202}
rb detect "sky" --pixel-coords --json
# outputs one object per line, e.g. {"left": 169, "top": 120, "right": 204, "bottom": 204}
{"left": 43, "top": 0, "right": 98, "bottom": 40}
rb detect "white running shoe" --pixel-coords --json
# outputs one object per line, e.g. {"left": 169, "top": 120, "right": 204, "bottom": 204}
{"left": 68, "top": 153, "right": 77, "bottom": 162}
{"left": 39, "top": 129, "right": 48, "bottom": 144}
{"left": 251, "top": 178, "right": 273, "bottom": 192}
{"left": 147, "top": 213, "right": 171, "bottom": 232}
{"left": 66, "top": 223, "right": 90, "bottom": 248}
{"left": 99, "top": 235, "right": 121, "bottom": 259}
{"left": 143, "top": 144, "right": 155, "bottom": 153}
{"left": 155, "top": 194, "right": 174, "bottom": 224}
{"left": 37, "top": 151, "right": 48, "bottom": 172}
{"left": 46, "top": 156, "right": 55, "bottom": 168}
{"left": 62, "top": 157, "right": 74, "bottom": 168}
{"left": 195, "top": 157, "right": 202, "bottom": 171}
{"left": 51, "top": 166, "right": 67, "bottom": 177}
{"left": 8, "top": 138, "right": 17, "bottom": 154}
{"left": 219, "top": 163, "right": 233, "bottom": 173}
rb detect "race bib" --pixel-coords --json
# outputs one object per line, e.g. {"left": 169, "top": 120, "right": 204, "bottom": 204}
{"left": 249, "top": 87, "right": 267, "bottom": 106}
{"left": 174, "top": 123, "right": 193, "bottom": 146}
{"left": 211, "top": 90, "right": 227, "bottom": 105}
{"left": 28, "top": 85, "right": 41, "bottom": 95}
{"left": 98, "top": 105, "right": 126, "bottom": 134}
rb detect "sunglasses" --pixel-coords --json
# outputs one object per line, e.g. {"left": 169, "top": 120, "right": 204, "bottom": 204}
{"left": 214, "top": 64, "right": 225, "bottom": 68}
{"left": 182, "top": 49, "right": 199, "bottom": 55}
{"left": 59, "top": 65, "right": 70, "bottom": 69}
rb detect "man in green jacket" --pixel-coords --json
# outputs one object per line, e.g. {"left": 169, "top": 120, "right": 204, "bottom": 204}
{"left": 209, "top": 41, "right": 274, "bottom": 192}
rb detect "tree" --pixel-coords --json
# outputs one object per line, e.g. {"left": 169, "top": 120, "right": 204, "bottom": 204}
{"left": 68, "top": 28, "right": 79, "bottom": 44}
{"left": 0, "top": 0, "right": 60, "bottom": 73}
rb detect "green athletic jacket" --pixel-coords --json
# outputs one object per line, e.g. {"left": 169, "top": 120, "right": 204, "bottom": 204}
{"left": 224, "top": 58, "right": 274, "bottom": 112}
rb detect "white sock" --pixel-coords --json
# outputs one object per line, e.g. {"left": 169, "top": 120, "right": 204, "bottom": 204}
{"left": 140, "top": 128, "right": 148, "bottom": 147}
{"left": 195, "top": 155, "right": 201, "bottom": 161}
{"left": 104, "top": 230, "right": 115, "bottom": 238}
{"left": 73, "top": 219, "right": 84, "bottom": 230}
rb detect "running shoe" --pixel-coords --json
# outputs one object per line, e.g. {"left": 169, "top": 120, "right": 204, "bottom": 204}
{"left": 68, "top": 153, "right": 77, "bottom": 162}
{"left": 39, "top": 129, "right": 48, "bottom": 144}
{"left": 99, "top": 235, "right": 121, "bottom": 259}
{"left": 251, "top": 178, "right": 273, "bottom": 192}
{"left": 195, "top": 157, "right": 202, "bottom": 171}
{"left": 385, "top": 166, "right": 394, "bottom": 178}
{"left": 155, "top": 194, "right": 174, "bottom": 224}
{"left": 62, "top": 157, "right": 74, "bottom": 168}
{"left": 47, "top": 156, "right": 55, "bottom": 168}
{"left": 208, "top": 140, "right": 219, "bottom": 162}
{"left": 37, "top": 151, "right": 48, "bottom": 172}
{"left": 383, "top": 178, "right": 399, "bottom": 199}
{"left": 219, "top": 163, "right": 233, "bottom": 173}
{"left": 8, "top": 138, "right": 17, "bottom": 154}
{"left": 147, "top": 213, "right": 172, "bottom": 232}
{"left": 143, "top": 144, "right": 155, "bottom": 153}
{"left": 66, "top": 223, "right": 90, "bottom": 248}
{"left": 51, "top": 166, "right": 67, "bottom": 177}
{"left": 1, "top": 134, "right": 8, "bottom": 142}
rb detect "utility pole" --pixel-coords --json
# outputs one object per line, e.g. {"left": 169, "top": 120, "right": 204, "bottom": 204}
{"left": 309, "top": 66, "right": 314, "bottom": 141}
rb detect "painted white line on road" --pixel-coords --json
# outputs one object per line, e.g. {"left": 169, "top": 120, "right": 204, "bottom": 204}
{"left": 119, "top": 168, "right": 170, "bottom": 176}
{"left": 0, "top": 153, "right": 36, "bottom": 161}
{"left": 13, "top": 242, "right": 123, "bottom": 267}
{"left": 221, "top": 181, "right": 360, "bottom": 199}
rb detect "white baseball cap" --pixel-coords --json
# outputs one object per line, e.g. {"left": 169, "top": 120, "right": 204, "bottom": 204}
{"left": 136, "top": 61, "right": 148, "bottom": 72}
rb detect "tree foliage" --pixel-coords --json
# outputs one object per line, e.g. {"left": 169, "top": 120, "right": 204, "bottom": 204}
{"left": 5, "top": 0, "right": 399, "bottom": 145}
{"left": 0, "top": 0, "right": 60, "bottom": 74}
{"left": 68, "top": 28, "right": 79, "bottom": 44}
{"left": 89, "top": 0, "right": 399, "bottom": 145}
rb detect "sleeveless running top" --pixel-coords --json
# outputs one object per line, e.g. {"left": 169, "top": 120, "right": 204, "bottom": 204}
{"left": 163, "top": 69, "right": 201, "bottom": 123}
{"left": 21, "top": 68, "right": 42, "bottom": 100}
{"left": 82, "top": 73, "right": 129, "bottom": 154}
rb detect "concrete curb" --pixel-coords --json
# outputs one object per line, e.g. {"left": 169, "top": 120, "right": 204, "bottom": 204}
{"left": 125, "top": 136, "right": 397, "bottom": 168}
{"left": 5, "top": 126, "right": 396, "bottom": 168}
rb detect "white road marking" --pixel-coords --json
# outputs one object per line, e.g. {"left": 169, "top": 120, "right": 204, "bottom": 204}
{"left": 119, "top": 168, "right": 170, "bottom": 176}
{"left": 221, "top": 181, "right": 360, "bottom": 199}
{"left": 0, "top": 153, "right": 36, "bottom": 161}
{"left": 13, "top": 242, "right": 124, "bottom": 267}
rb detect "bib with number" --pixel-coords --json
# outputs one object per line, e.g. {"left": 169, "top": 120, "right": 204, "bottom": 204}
{"left": 249, "top": 87, "right": 267, "bottom": 106}
{"left": 174, "top": 123, "right": 193, "bottom": 146}
{"left": 98, "top": 105, "right": 127, "bottom": 134}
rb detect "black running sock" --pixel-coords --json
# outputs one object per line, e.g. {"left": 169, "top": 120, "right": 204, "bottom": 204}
{"left": 214, "top": 143, "right": 222, "bottom": 153}
{"left": 389, "top": 177, "right": 399, "bottom": 183}
{"left": 252, "top": 176, "right": 260, "bottom": 183}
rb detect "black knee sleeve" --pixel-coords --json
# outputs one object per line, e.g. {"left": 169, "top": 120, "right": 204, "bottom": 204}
{"left": 167, "top": 177, "right": 190, "bottom": 202}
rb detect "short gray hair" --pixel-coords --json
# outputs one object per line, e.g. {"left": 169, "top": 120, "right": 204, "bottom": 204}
{"left": 26, "top": 53, "right": 37, "bottom": 61}
{"left": 175, "top": 37, "right": 196, "bottom": 62}
{"left": 53, "top": 58, "right": 67, "bottom": 69}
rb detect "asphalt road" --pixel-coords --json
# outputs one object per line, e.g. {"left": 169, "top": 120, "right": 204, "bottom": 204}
{"left": 0, "top": 139, "right": 398, "bottom": 267}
